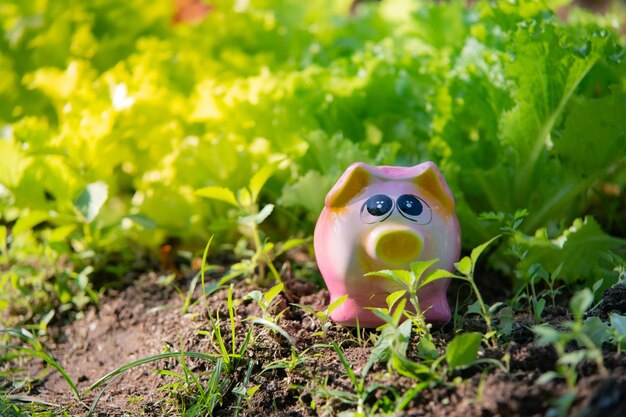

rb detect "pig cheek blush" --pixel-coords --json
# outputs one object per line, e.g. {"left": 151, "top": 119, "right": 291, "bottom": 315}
{"left": 314, "top": 161, "right": 461, "bottom": 328}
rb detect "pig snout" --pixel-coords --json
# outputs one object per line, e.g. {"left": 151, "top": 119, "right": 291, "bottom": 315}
{"left": 365, "top": 226, "right": 424, "bottom": 266}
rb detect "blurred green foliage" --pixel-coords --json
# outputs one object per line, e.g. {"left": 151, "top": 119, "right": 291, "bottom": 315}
{"left": 0, "top": 0, "right": 625, "bottom": 321}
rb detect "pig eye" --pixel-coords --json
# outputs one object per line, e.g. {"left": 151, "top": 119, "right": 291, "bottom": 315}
{"left": 397, "top": 194, "right": 432, "bottom": 224}
{"left": 360, "top": 194, "right": 394, "bottom": 223}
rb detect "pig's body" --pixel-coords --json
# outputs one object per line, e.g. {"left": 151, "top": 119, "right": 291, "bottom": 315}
{"left": 314, "top": 162, "right": 461, "bottom": 327}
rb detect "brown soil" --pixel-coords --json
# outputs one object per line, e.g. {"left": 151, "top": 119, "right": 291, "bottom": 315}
{"left": 3, "top": 271, "right": 626, "bottom": 417}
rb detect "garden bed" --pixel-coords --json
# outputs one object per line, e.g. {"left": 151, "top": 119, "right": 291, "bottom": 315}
{"left": 2, "top": 1, "right": 626, "bottom": 416}
{"left": 5, "top": 269, "right": 626, "bottom": 417}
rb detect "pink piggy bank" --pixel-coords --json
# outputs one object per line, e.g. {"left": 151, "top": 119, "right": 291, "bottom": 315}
{"left": 314, "top": 162, "right": 461, "bottom": 327}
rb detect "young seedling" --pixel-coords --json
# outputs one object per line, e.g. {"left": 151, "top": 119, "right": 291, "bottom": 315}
{"left": 199, "top": 285, "right": 253, "bottom": 371}
{"left": 534, "top": 289, "right": 609, "bottom": 416}
{"left": 231, "top": 360, "right": 259, "bottom": 417}
{"left": 262, "top": 346, "right": 315, "bottom": 375}
{"left": 366, "top": 259, "right": 450, "bottom": 336}
{"left": 323, "top": 342, "right": 397, "bottom": 416}
{"left": 512, "top": 262, "right": 563, "bottom": 325}
{"left": 244, "top": 283, "right": 294, "bottom": 345}
{"left": 448, "top": 236, "right": 502, "bottom": 346}
{"left": 437, "top": 331, "right": 508, "bottom": 379}
{"left": 369, "top": 235, "right": 502, "bottom": 347}
{"left": 363, "top": 291, "right": 438, "bottom": 382}
{"left": 196, "top": 162, "right": 285, "bottom": 286}
{"left": 0, "top": 328, "right": 80, "bottom": 401}
{"left": 607, "top": 313, "right": 626, "bottom": 354}
{"left": 245, "top": 282, "right": 283, "bottom": 319}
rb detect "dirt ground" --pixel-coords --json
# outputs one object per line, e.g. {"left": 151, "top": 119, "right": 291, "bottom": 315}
{"left": 3, "top": 267, "right": 626, "bottom": 417}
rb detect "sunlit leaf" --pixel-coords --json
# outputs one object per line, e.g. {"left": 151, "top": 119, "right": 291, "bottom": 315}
{"left": 196, "top": 186, "right": 239, "bottom": 207}
{"left": 263, "top": 283, "right": 284, "bottom": 304}
{"left": 410, "top": 259, "right": 439, "bottom": 280}
{"left": 386, "top": 290, "right": 406, "bottom": 311}
{"left": 454, "top": 257, "right": 472, "bottom": 276}
{"left": 12, "top": 210, "right": 48, "bottom": 235}
{"left": 73, "top": 182, "right": 108, "bottom": 223}
{"left": 249, "top": 162, "right": 280, "bottom": 204}
{"left": 470, "top": 235, "right": 501, "bottom": 266}
{"left": 418, "top": 269, "right": 454, "bottom": 289}
{"left": 328, "top": 294, "right": 348, "bottom": 315}
{"left": 47, "top": 225, "right": 77, "bottom": 242}
{"left": 0, "top": 139, "right": 30, "bottom": 187}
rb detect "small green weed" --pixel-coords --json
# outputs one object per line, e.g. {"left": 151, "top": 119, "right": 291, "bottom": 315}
{"left": 196, "top": 163, "right": 285, "bottom": 286}
{"left": 320, "top": 342, "right": 398, "bottom": 417}
{"left": 533, "top": 289, "right": 609, "bottom": 417}
{"left": 244, "top": 283, "right": 294, "bottom": 345}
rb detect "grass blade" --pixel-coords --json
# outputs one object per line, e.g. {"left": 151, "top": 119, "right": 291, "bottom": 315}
{"left": 332, "top": 342, "right": 358, "bottom": 388}
{"left": 83, "top": 351, "right": 217, "bottom": 395}
{"left": 249, "top": 318, "right": 294, "bottom": 346}
{"left": 0, "top": 345, "right": 80, "bottom": 400}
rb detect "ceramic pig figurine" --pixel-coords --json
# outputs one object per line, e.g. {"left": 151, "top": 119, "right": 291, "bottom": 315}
{"left": 314, "top": 162, "right": 461, "bottom": 327}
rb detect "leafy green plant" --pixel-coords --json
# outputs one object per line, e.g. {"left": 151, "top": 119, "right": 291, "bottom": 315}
{"left": 199, "top": 286, "right": 253, "bottom": 371}
{"left": 533, "top": 288, "right": 609, "bottom": 416}
{"left": 366, "top": 260, "right": 450, "bottom": 335}
{"left": 0, "top": 328, "right": 80, "bottom": 401}
{"left": 197, "top": 163, "right": 284, "bottom": 286}
{"left": 368, "top": 235, "right": 505, "bottom": 349}
{"left": 607, "top": 313, "right": 626, "bottom": 354}
{"left": 319, "top": 342, "right": 401, "bottom": 417}
{"left": 365, "top": 291, "right": 434, "bottom": 380}
{"left": 444, "top": 332, "right": 483, "bottom": 373}
{"left": 363, "top": 290, "right": 504, "bottom": 383}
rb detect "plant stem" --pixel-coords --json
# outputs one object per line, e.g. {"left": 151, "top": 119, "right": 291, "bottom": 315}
{"left": 250, "top": 222, "right": 283, "bottom": 286}
{"left": 467, "top": 277, "right": 495, "bottom": 347}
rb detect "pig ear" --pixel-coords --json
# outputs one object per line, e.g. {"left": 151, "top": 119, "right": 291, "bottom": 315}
{"left": 413, "top": 162, "right": 455, "bottom": 213}
{"left": 325, "top": 163, "right": 371, "bottom": 208}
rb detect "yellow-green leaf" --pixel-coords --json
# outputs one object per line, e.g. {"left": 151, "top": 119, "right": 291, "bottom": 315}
{"left": 196, "top": 186, "right": 239, "bottom": 207}
{"left": 249, "top": 162, "right": 279, "bottom": 204}
{"left": 0, "top": 140, "right": 30, "bottom": 188}
{"left": 328, "top": 294, "right": 348, "bottom": 315}
{"left": 13, "top": 211, "right": 49, "bottom": 235}
{"left": 454, "top": 257, "right": 472, "bottom": 276}
{"left": 47, "top": 225, "right": 77, "bottom": 242}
